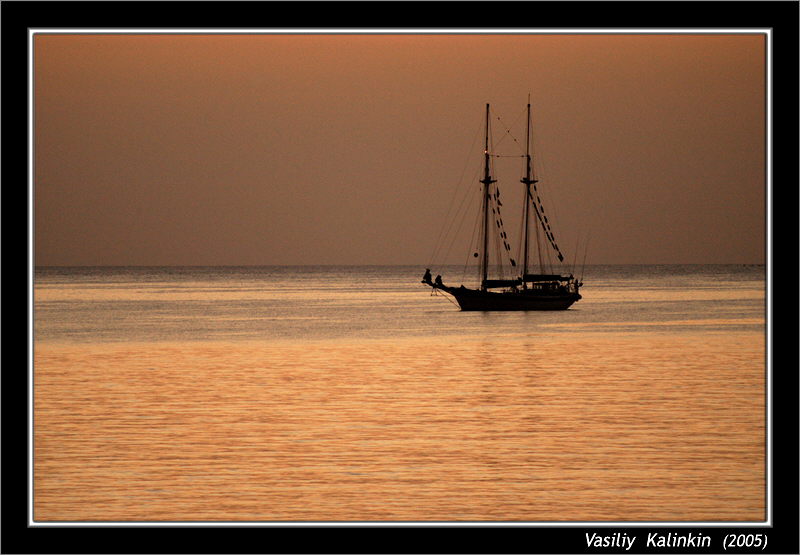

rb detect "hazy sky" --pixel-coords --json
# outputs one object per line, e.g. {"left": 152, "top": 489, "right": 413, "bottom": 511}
{"left": 33, "top": 32, "right": 766, "bottom": 266}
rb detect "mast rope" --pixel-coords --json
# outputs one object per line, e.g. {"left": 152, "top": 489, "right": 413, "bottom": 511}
{"left": 433, "top": 287, "right": 461, "bottom": 307}
{"left": 493, "top": 109, "right": 527, "bottom": 153}
{"left": 491, "top": 185, "right": 517, "bottom": 271}
{"left": 461, "top": 187, "right": 484, "bottom": 286}
{"left": 436, "top": 168, "right": 481, "bottom": 274}
{"left": 525, "top": 120, "right": 569, "bottom": 270}
{"left": 580, "top": 234, "right": 591, "bottom": 282}
{"left": 528, "top": 189, "right": 564, "bottom": 263}
{"left": 427, "top": 119, "right": 484, "bottom": 268}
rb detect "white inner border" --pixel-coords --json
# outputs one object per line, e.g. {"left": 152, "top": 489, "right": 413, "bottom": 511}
{"left": 27, "top": 27, "right": 773, "bottom": 528}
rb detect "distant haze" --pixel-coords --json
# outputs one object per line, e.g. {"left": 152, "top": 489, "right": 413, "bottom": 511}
{"left": 34, "top": 32, "right": 766, "bottom": 266}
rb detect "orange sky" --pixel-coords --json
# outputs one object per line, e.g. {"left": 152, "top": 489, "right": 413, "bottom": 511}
{"left": 33, "top": 33, "right": 766, "bottom": 265}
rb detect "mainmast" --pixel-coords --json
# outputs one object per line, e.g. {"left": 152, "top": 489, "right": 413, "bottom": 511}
{"left": 520, "top": 99, "right": 537, "bottom": 288}
{"left": 480, "top": 103, "right": 496, "bottom": 291}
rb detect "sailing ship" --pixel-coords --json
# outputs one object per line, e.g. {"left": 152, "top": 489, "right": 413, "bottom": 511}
{"left": 422, "top": 101, "right": 583, "bottom": 311}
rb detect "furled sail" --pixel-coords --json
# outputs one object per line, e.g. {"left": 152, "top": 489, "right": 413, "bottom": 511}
{"left": 528, "top": 188, "right": 565, "bottom": 262}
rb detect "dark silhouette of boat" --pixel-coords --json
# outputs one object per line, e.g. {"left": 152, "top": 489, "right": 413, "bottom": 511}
{"left": 421, "top": 101, "right": 583, "bottom": 311}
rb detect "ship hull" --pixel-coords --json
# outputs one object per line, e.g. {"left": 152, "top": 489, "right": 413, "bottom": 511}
{"left": 440, "top": 286, "right": 581, "bottom": 311}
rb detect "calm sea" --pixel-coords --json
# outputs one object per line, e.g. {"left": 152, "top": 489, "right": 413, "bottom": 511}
{"left": 32, "top": 264, "right": 767, "bottom": 522}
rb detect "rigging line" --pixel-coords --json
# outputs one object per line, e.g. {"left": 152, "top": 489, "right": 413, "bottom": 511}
{"left": 439, "top": 169, "right": 481, "bottom": 272}
{"left": 493, "top": 227, "right": 503, "bottom": 280}
{"left": 546, "top": 230, "right": 558, "bottom": 273}
{"left": 460, "top": 183, "right": 484, "bottom": 287}
{"left": 526, "top": 107, "right": 565, "bottom": 262}
{"left": 580, "top": 234, "right": 591, "bottom": 282}
{"left": 461, "top": 216, "right": 481, "bottom": 283}
{"left": 537, "top": 177, "right": 563, "bottom": 251}
{"left": 427, "top": 117, "right": 484, "bottom": 267}
{"left": 528, "top": 189, "right": 563, "bottom": 261}
{"left": 491, "top": 197, "right": 506, "bottom": 279}
{"left": 431, "top": 289, "right": 458, "bottom": 306}
{"left": 571, "top": 231, "right": 581, "bottom": 275}
{"left": 430, "top": 163, "right": 482, "bottom": 267}
{"left": 527, "top": 197, "right": 565, "bottom": 268}
{"left": 492, "top": 191, "right": 518, "bottom": 275}
{"left": 467, "top": 185, "right": 483, "bottom": 265}
{"left": 434, "top": 287, "right": 460, "bottom": 307}
{"left": 493, "top": 107, "right": 527, "bottom": 153}
{"left": 528, "top": 126, "right": 564, "bottom": 256}
{"left": 533, "top": 194, "right": 545, "bottom": 274}
{"left": 546, "top": 238, "right": 556, "bottom": 273}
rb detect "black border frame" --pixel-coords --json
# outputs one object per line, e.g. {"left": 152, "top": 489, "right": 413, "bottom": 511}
{"left": 4, "top": 2, "right": 797, "bottom": 553}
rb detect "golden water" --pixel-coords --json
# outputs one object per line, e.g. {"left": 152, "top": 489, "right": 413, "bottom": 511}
{"left": 34, "top": 330, "right": 765, "bottom": 522}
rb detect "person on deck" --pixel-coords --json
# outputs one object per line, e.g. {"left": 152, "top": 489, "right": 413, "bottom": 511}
{"left": 434, "top": 275, "right": 443, "bottom": 287}
{"left": 422, "top": 269, "right": 432, "bottom": 285}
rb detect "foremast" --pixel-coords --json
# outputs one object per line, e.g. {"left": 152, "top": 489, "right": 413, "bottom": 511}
{"left": 479, "top": 103, "right": 496, "bottom": 291}
{"left": 520, "top": 100, "right": 536, "bottom": 289}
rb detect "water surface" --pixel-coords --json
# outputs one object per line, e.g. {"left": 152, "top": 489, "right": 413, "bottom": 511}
{"left": 33, "top": 265, "right": 767, "bottom": 522}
